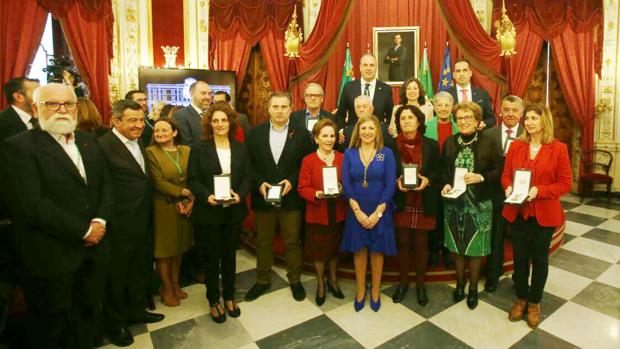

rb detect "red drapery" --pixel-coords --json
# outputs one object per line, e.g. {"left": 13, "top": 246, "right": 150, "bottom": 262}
{"left": 151, "top": 0, "right": 185, "bottom": 67}
{"left": 552, "top": 27, "right": 596, "bottom": 158}
{"left": 0, "top": 1, "right": 47, "bottom": 110}
{"left": 503, "top": 20, "right": 544, "bottom": 98}
{"left": 209, "top": 33, "right": 253, "bottom": 93}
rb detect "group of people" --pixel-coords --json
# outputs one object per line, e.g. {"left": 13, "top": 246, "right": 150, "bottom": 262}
{"left": 0, "top": 53, "right": 571, "bottom": 349}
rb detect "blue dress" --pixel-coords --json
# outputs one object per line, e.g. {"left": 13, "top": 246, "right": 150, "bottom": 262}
{"left": 340, "top": 147, "right": 397, "bottom": 255}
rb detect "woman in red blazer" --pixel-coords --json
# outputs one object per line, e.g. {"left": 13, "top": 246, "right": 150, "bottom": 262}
{"left": 502, "top": 104, "right": 572, "bottom": 329}
{"left": 298, "top": 118, "right": 347, "bottom": 306}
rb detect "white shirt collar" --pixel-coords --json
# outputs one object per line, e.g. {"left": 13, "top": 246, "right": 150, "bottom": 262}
{"left": 48, "top": 131, "right": 76, "bottom": 145}
{"left": 501, "top": 123, "right": 519, "bottom": 134}
{"left": 11, "top": 105, "right": 33, "bottom": 126}
{"left": 457, "top": 83, "right": 471, "bottom": 92}
{"left": 269, "top": 119, "right": 290, "bottom": 131}
{"left": 112, "top": 127, "right": 136, "bottom": 144}
{"left": 191, "top": 103, "right": 204, "bottom": 116}
{"left": 361, "top": 78, "right": 377, "bottom": 88}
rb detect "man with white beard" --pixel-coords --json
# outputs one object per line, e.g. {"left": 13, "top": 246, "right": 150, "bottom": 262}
{"left": 1, "top": 83, "right": 112, "bottom": 348}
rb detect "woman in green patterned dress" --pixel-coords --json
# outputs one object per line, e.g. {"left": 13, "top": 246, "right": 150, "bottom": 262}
{"left": 440, "top": 101, "right": 501, "bottom": 310}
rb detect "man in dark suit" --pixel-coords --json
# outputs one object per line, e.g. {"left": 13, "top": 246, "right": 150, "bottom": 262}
{"left": 483, "top": 95, "right": 524, "bottom": 292}
{"left": 290, "top": 83, "right": 335, "bottom": 132}
{"left": 339, "top": 95, "right": 394, "bottom": 150}
{"left": 383, "top": 33, "right": 407, "bottom": 81}
{"left": 98, "top": 100, "right": 163, "bottom": 347}
{"left": 336, "top": 54, "right": 394, "bottom": 129}
{"left": 447, "top": 59, "right": 495, "bottom": 129}
{"left": 0, "top": 77, "right": 40, "bottom": 141}
{"left": 2, "top": 83, "right": 111, "bottom": 348}
{"left": 173, "top": 81, "right": 212, "bottom": 147}
{"left": 213, "top": 91, "right": 250, "bottom": 137}
{"left": 125, "top": 90, "right": 152, "bottom": 146}
{"left": 245, "top": 92, "right": 313, "bottom": 302}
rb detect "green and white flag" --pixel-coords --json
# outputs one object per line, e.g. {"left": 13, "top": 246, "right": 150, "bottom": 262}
{"left": 418, "top": 45, "right": 434, "bottom": 98}
{"left": 338, "top": 45, "right": 354, "bottom": 107}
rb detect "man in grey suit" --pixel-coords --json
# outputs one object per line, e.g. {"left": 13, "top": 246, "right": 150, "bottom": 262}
{"left": 173, "top": 81, "right": 212, "bottom": 147}
{"left": 483, "top": 95, "right": 524, "bottom": 292}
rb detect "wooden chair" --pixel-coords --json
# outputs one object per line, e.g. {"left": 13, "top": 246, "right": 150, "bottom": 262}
{"left": 579, "top": 149, "right": 613, "bottom": 202}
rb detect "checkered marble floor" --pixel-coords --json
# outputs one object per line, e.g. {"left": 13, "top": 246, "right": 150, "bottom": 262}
{"left": 101, "top": 194, "right": 620, "bottom": 349}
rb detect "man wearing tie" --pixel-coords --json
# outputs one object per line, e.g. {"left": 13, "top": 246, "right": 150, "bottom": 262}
{"left": 0, "top": 77, "right": 40, "bottom": 140}
{"left": 98, "top": 100, "right": 163, "bottom": 346}
{"left": 336, "top": 54, "right": 394, "bottom": 129}
{"left": 2, "top": 83, "right": 111, "bottom": 348}
{"left": 447, "top": 59, "right": 495, "bottom": 129}
{"left": 483, "top": 95, "right": 524, "bottom": 292}
{"left": 173, "top": 81, "right": 212, "bottom": 147}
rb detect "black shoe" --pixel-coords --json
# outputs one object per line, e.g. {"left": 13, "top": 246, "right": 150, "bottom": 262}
{"left": 443, "top": 251, "right": 455, "bottom": 269}
{"left": 326, "top": 279, "right": 345, "bottom": 299}
{"left": 428, "top": 251, "right": 439, "bottom": 267}
{"left": 210, "top": 303, "right": 227, "bottom": 324}
{"left": 484, "top": 279, "right": 498, "bottom": 293}
{"left": 391, "top": 284, "right": 409, "bottom": 303}
{"left": 416, "top": 286, "right": 428, "bottom": 306}
{"left": 315, "top": 281, "right": 326, "bottom": 306}
{"left": 245, "top": 283, "right": 271, "bottom": 301}
{"left": 224, "top": 299, "right": 241, "bottom": 318}
{"left": 139, "top": 311, "right": 165, "bottom": 324}
{"left": 453, "top": 284, "right": 465, "bottom": 303}
{"left": 467, "top": 288, "right": 479, "bottom": 309}
{"left": 291, "top": 282, "right": 306, "bottom": 301}
{"left": 108, "top": 327, "right": 134, "bottom": 347}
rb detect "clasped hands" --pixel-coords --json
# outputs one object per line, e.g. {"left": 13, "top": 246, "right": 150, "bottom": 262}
{"left": 84, "top": 221, "right": 105, "bottom": 247}
{"left": 350, "top": 200, "right": 383, "bottom": 230}
{"left": 397, "top": 174, "right": 429, "bottom": 192}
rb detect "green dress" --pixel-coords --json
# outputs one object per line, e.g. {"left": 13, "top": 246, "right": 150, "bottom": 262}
{"left": 443, "top": 144, "right": 492, "bottom": 256}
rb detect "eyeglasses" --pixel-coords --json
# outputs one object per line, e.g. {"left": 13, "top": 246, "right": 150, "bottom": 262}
{"left": 455, "top": 115, "right": 474, "bottom": 123}
{"left": 39, "top": 101, "right": 78, "bottom": 111}
{"left": 304, "top": 94, "right": 323, "bottom": 99}
{"left": 134, "top": 98, "right": 147, "bottom": 102}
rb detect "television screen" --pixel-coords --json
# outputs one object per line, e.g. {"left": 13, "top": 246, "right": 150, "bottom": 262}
{"left": 138, "top": 67, "right": 236, "bottom": 112}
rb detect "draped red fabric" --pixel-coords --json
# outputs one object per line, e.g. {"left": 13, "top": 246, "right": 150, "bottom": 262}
{"left": 0, "top": 0, "right": 47, "bottom": 110}
{"left": 504, "top": 21, "right": 544, "bottom": 97}
{"left": 55, "top": 2, "right": 113, "bottom": 123}
{"left": 551, "top": 27, "right": 596, "bottom": 160}
{"left": 259, "top": 31, "right": 295, "bottom": 92}
{"left": 151, "top": 0, "right": 184, "bottom": 67}
{"left": 209, "top": 34, "right": 253, "bottom": 93}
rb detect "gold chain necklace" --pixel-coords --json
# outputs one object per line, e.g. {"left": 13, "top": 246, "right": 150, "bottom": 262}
{"left": 359, "top": 148, "right": 376, "bottom": 189}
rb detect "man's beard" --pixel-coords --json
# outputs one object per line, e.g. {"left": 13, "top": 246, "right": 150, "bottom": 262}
{"left": 39, "top": 113, "right": 77, "bottom": 134}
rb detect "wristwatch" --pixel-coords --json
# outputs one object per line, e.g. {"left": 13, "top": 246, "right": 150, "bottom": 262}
{"left": 377, "top": 212, "right": 383, "bottom": 219}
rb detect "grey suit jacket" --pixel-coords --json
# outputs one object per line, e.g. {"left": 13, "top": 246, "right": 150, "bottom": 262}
{"left": 173, "top": 106, "right": 202, "bottom": 147}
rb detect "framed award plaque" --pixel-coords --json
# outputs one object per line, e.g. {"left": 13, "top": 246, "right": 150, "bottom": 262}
{"left": 504, "top": 168, "right": 532, "bottom": 205}
{"left": 442, "top": 166, "right": 468, "bottom": 199}
{"left": 402, "top": 164, "right": 418, "bottom": 189}
{"left": 322, "top": 166, "right": 340, "bottom": 197}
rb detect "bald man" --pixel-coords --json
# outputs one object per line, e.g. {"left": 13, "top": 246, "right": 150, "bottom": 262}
{"left": 173, "top": 81, "right": 212, "bottom": 147}
{"left": 290, "top": 83, "right": 336, "bottom": 133}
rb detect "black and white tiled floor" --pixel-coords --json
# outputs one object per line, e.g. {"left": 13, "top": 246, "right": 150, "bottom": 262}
{"left": 102, "top": 194, "right": 620, "bottom": 349}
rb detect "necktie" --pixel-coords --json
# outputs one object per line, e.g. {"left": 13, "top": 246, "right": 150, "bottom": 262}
{"left": 28, "top": 117, "right": 37, "bottom": 129}
{"left": 460, "top": 89, "right": 468, "bottom": 102}
{"left": 506, "top": 129, "right": 513, "bottom": 137}
{"left": 364, "top": 84, "right": 370, "bottom": 96}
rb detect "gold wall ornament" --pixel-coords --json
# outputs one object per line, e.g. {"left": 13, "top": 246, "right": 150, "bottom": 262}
{"left": 161, "top": 46, "right": 180, "bottom": 68}
{"left": 284, "top": 5, "right": 303, "bottom": 59}
{"left": 595, "top": 97, "right": 612, "bottom": 116}
{"left": 494, "top": 0, "right": 517, "bottom": 57}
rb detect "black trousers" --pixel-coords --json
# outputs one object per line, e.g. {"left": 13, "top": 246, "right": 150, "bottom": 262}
{"left": 486, "top": 202, "right": 508, "bottom": 282}
{"left": 194, "top": 219, "right": 240, "bottom": 305}
{"left": 22, "top": 250, "right": 108, "bottom": 349}
{"left": 511, "top": 217, "right": 554, "bottom": 303}
{"left": 104, "top": 238, "right": 151, "bottom": 330}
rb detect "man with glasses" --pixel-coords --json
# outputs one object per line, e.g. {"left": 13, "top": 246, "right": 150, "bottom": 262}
{"left": 173, "top": 81, "right": 212, "bottom": 147}
{"left": 290, "top": 83, "right": 335, "bottom": 134}
{"left": 1, "top": 83, "right": 111, "bottom": 348}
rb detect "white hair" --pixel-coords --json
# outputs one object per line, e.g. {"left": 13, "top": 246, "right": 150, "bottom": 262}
{"left": 304, "top": 83, "right": 324, "bottom": 95}
{"left": 32, "top": 83, "right": 76, "bottom": 104}
{"left": 354, "top": 94, "right": 372, "bottom": 107}
{"left": 432, "top": 91, "right": 454, "bottom": 105}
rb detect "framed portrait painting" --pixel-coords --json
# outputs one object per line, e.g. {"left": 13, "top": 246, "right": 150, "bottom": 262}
{"left": 373, "top": 26, "right": 420, "bottom": 86}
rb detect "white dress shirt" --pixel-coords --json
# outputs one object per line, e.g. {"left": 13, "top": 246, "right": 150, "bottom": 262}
{"left": 216, "top": 148, "right": 231, "bottom": 174}
{"left": 456, "top": 83, "right": 473, "bottom": 103}
{"left": 269, "top": 120, "right": 289, "bottom": 165}
{"left": 360, "top": 79, "right": 377, "bottom": 102}
{"left": 112, "top": 127, "right": 145, "bottom": 172}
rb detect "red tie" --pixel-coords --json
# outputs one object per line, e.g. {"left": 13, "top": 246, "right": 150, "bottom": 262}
{"left": 460, "top": 89, "right": 468, "bottom": 102}
{"left": 506, "top": 129, "right": 513, "bottom": 137}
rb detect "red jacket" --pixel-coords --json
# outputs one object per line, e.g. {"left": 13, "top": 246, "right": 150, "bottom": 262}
{"left": 298, "top": 151, "right": 346, "bottom": 225}
{"left": 501, "top": 139, "right": 572, "bottom": 227}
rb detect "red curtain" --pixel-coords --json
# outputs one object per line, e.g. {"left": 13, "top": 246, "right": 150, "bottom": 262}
{"left": 0, "top": 1, "right": 47, "bottom": 110}
{"left": 151, "top": 0, "right": 184, "bottom": 67}
{"left": 504, "top": 21, "right": 544, "bottom": 98}
{"left": 209, "top": 34, "right": 253, "bottom": 93}
{"left": 551, "top": 27, "right": 596, "bottom": 157}
{"left": 259, "top": 31, "right": 295, "bottom": 92}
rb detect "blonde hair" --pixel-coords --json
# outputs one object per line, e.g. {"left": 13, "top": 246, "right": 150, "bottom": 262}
{"left": 519, "top": 103, "right": 554, "bottom": 144}
{"left": 348, "top": 114, "right": 384, "bottom": 150}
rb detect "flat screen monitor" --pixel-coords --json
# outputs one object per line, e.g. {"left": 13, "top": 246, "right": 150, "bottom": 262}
{"left": 138, "top": 67, "right": 236, "bottom": 112}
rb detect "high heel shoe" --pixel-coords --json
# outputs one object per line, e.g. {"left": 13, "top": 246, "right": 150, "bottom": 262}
{"left": 326, "top": 279, "right": 345, "bottom": 299}
{"left": 416, "top": 286, "right": 428, "bottom": 306}
{"left": 453, "top": 284, "right": 465, "bottom": 303}
{"left": 354, "top": 293, "right": 366, "bottom": 312}
{"left": 209, "top": 303, "right": 226, "bottom": 324}
{"left": 315, "top": 280, "right": 326, "bottom": 306}
{"left": 370, "top": 294, "right": 381, "bottom": 312}
{"left": 392, "top": 284, "right": 408, "bottom": 303}
{"left": 224, "top": 299, "right": 241, "bottom": 318}
{"left": 467, "top": 288, "right": 478, "bottom": 309}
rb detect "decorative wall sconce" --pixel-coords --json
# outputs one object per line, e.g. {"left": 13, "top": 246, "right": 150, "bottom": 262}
{"left": 494, "top": 0, "right": 517, "bottom": 57}
{"left": 595, "top": 97, "right": 612, "bottom": 116}
{"left": 284, "top": 5, "right": 303, "bottom": 59}
{"left": 161, "top": 46, "right": 180, "bottom": 68}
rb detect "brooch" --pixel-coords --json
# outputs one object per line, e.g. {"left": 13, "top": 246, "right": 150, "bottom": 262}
{"left": 288, "top": 130, "right": 295, "bottom": 139}
{"left": 376, "top": 153, "right": 385, "bottom": 161}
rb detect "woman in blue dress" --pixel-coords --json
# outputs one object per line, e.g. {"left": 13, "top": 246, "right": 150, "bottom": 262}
{"left": 341, "top": 114, "right": 397, "bottom": 312}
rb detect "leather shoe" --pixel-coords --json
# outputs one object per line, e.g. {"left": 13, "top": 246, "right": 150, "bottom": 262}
{"left": 225, "top": 299, "right": 241, "bottom": 318}
{"left": 210, "top": 303, "right": 226, "bottom": 324}
{"left": 134, "top": 311, "right": 164, "bottom": 324}
{"left": 453, "top": 284, "right": 465, "bottom": 303}
{"left": 509, "top": 299, "right": 528, "bottom": 322}
{"left": 467, "top": 288, "right": 478, "bottom": 309}
{"left": 391, "top": 284, "right": 409, "bottom": 303}
{"left": 354, "top": 293, "right": 366, "bottom": 312}
{"left": 245, "top": 283, "right": 270, "bottom": 301}
{"left": 290, "top": 282, "right": 306, "bottom": 301}
{"left": 526, "top": 303, "right": 541, "bottom": 328}
{"left": 326, "top": 279, "right": 345, "bottom": 299}
{"left": 370, "top": 294, "right": 381, "bottom": 312}
{"left": 416, "top": 286, "right": 428, "bottom": 306}
{"left": 315, "top": 281, "right": 326, "bottom": 306}
{"left": 108, "top": 327, "right": 134, "bottom": 347}
{"left": 484, "top": 279, "right": 498, "bottom": 293}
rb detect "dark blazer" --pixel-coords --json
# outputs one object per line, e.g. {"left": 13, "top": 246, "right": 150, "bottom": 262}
{"left": 290, "top": 108, "right": 336, "bottom": 132}
{"left": 335, "top": 80, "right": 394, "bottom": 129}
{"left": 447, "top": 86, "right": 496, "bottom": 129}
{"left": 97, "top": 131, "right": 152, "bottom": 242}
{"left": 392, "top": 136, "right": 441, "bottom": 215}
{"left": 188, "top": 140, "right": 251, "bottom": 225}
{"left": 483, "top": 123, "right": 524, "bottom": 204}
{"left": 440, "top": 131, "right": 502, "bottom": 202}
{"left": 140, "top": 113, "right": 154, "bottom": 146}
{"left": 2, "top": 129, "right": 112, "bottom": 278}
{"left": 246, "top": 121, "right": 313, "bottom": 211}
{"left": 173, "top": 105, "right": 202, "bottom": 147}
{"left": 0, "top": 106, "right": 28, "bottom": 141}
{"left": 384, "top": 45, "right": 407, "bottom": 81}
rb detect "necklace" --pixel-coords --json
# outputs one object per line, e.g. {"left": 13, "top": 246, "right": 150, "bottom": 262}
{"left": 457, "top": 132, "right": 478, "bottom": 146}
{"left": 162, "top": 147, "right": 185, "bottom": 179}
{"left": 316, "top": 149, "right": 334, "bottom": 165}
{"left": 359, "top": 148, "right": 376, "bottom": 189}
